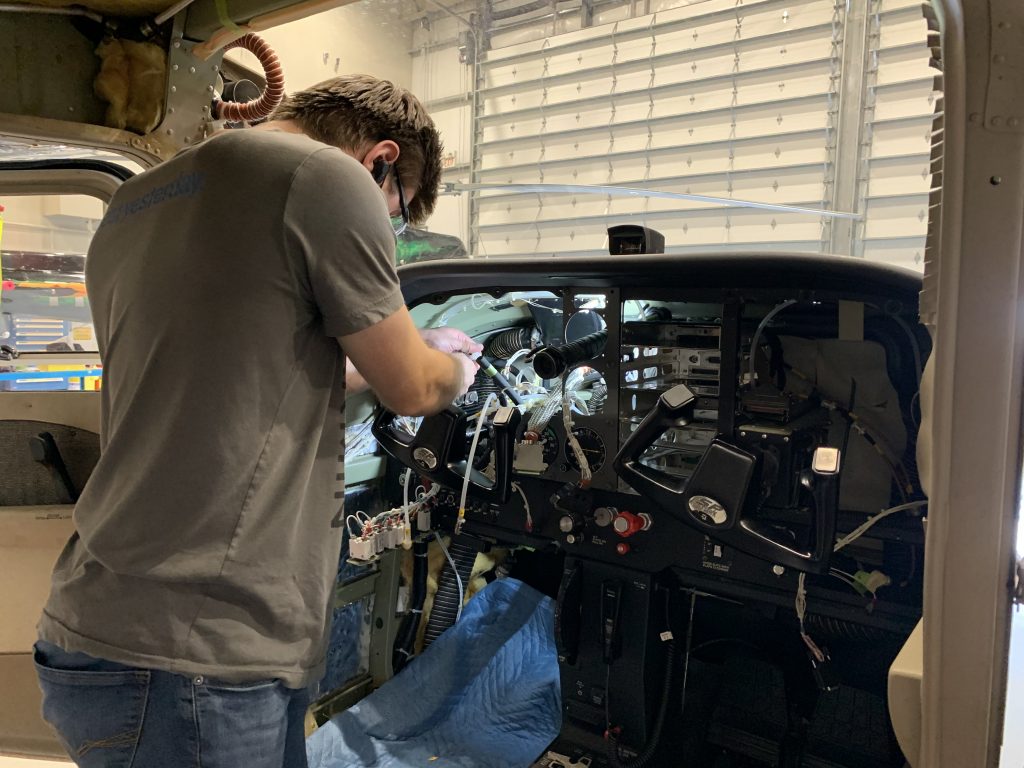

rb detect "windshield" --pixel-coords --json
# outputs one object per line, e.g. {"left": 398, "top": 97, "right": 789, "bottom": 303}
{"left": 232, "top": 0, "right": 937, "bottom": 270}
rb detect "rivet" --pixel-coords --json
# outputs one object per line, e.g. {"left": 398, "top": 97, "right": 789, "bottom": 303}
{"left": 193, "top": 675, "right": 204, "bottom": 685}
{"left": 172, "top": 64, "right": 178, "bottom": 71}
{"left": 969, "top": 112, "right": 981, "bottom": 123}
{"left": 212, "top": 65, "right": 219, "bottom": 72}
{"left": 168, "top": 107, "right": 175, "bottom": 114}
{"left": 202, "top": 105, "right": 209, "bottom": 112}
{"left": 772, "top": 565, "right": 785, "bottom": 576}
{"left": 173, "top": 40, "right": 181, "bottom": 48}
{"left": 189, "top": 66, "right": 196, "bottom": 74}
{"left": 991, "top": 176, "right": 1003, "bottom": 186}
{"left": 1010, "top": 117, "right": 1020, "bottom": 128}
{"left": 207, "top": 85, "right": 214, "bottom": 92}
{"left": 166, "top": 129, "right": 174, "bottom": 136}
{"left": 171, "top": 85, "right": 177, "bottom": 93}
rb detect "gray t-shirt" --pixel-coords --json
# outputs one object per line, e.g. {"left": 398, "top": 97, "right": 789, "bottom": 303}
{"left": 38, "top": 129, "right": 404, "bottom": 688}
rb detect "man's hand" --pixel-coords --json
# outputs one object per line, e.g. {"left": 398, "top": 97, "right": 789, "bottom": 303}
{"left": 419, "top": 327, "right": 483, "bottom": 357}
{"left": 420, "top": 328, "right": 480, "bottom": 394}
{"left": 452, "top": 352, "right": 479, "bottom": 394}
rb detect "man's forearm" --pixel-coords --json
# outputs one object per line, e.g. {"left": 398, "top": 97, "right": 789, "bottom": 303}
{"left": 346, "top": 351, "right": 463, "bottom": 412}
{"left": 422, "top": 351, "right": 469, "bottom": 414}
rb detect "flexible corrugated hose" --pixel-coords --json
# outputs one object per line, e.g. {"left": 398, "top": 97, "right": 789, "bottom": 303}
{"left": 213, "top": 33, "right": 285, "bottom": 122}
{"left": 422, "top": 536, "right": 478, "bottom": 648}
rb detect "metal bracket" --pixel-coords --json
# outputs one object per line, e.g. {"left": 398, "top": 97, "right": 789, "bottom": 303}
{"left": 333, "top": 568, "right": 380, "bottom": 609}
{"left": 367, "top": 548, "right": 403, "bottom": 687}
{"left": 151, "top": 19, "right": 222, "bottom": 154}
{"left": 984, "top": 0, "right": 1024, "bottom": 133}
{"left": 309, "top": 673, "right": 373, "bottom": 726}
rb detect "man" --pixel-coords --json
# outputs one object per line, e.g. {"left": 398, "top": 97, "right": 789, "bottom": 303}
{"left": 34, "top": 75, "right": 478, "bottom": 767}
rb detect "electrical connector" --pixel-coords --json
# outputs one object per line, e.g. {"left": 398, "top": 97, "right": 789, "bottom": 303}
{"left": 349, "top": 534, "right": 376, "bottom": 561}
{"left": 852, "top": 569, "right": 891, "bottom": 596}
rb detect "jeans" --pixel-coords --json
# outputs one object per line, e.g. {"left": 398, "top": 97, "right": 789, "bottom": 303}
{"left": 34, "top": 640, "right": 309, "bottom": 768}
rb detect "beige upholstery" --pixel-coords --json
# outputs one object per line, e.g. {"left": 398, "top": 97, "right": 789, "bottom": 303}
{"left": 888, "top": 619, "right": 924, "bottom": 767}
{"left": 0, "top": 393, "right": 100, "bottom": 759}
{"left": 0, "top": 655, "right": 63, "bottom": 759}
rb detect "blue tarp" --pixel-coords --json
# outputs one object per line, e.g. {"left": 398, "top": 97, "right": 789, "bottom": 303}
{"left": 307, "top": 578, "right": 562, "bottom": 768}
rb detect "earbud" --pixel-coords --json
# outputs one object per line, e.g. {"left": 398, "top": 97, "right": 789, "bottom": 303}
{"left": 371, "top": 158, "right": 391, "bottom": 187}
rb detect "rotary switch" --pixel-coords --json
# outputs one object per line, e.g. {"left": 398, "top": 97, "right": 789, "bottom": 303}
{"left": 612, "top": 510, "right": 652, "bottom": 537}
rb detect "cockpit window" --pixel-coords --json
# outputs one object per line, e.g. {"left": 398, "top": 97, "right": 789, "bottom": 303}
{"left": 0, "top": 192, "right": 102, "bottom": 389}
{"left": 237, "top": 0, "right": 938, "bottom": 270}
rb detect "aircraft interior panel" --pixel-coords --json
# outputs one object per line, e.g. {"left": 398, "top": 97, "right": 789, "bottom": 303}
{"left": 366, "top": 253, "right": 927, "bottom": 767}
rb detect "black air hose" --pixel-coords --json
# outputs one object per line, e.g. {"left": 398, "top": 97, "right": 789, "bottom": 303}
{"left": 803, "top": 614, "right": 906, "bottom": 642}
{"left": 422, "top": 536, "right": 479, "bottom": 648}
{"left": 393, "top": 540, "right": 429, "bottom": 673}
{"left": 607, "top": 640, "right": 677, "bottom": 768}
{"left": 532, "top": 329, "right": 609, "bottom": 379}
{"left": 642, "top": 304, "right": 672, "bottom": 322}
{"left": 485, "top": 327, "right": 533, "bottom": 360}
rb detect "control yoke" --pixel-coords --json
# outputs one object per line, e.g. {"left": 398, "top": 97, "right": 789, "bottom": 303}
{"left": 613, "top": 384, "right": 840, "bottom": 573}
{"left": 372, "top": 405, "right": 522, "bottom": 505}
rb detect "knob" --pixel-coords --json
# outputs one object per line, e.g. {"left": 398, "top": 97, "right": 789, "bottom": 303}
{"left": 613, "top": 511, "right": 651, "bottom": 538}
{"left": 559, "top": 512, "right": 584, "bottom": 534}
{"left": 593, "top": 507, "right": 616, "bottom": 527}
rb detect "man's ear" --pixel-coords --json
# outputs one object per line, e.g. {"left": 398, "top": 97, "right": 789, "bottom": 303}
{"left": 360, "top": 139, "right": 400, "bottom": 176}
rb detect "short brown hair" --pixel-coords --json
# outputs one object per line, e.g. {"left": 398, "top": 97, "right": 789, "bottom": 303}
{"left": 271, "top": 75, "right": 442, "bottom": 224}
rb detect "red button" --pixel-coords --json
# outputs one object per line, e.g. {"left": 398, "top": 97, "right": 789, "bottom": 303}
{"left": 616, "top": 542, "right": 630, "bottom": 555}
{"left": 613, "top": 511, "right": 647, "bottom": 537}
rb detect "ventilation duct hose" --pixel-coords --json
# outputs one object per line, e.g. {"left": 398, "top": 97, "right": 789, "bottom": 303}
{"left": 485, "top": 327, "right": 533, "bottom": 360}
{"left": 393, "top": 540, "right": 429, "bottom": 672}
{"left": 213, "top": 33, "right": 285, "bottom": 122}
{"left": 532, "top": 329, "right": 608, "bottom": 379}
{"left": 422, "top": 536, "right": 478, "bottom": 648}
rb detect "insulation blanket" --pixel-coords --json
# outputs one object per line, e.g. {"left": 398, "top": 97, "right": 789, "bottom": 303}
{"left": 307, "top": 578, "right": 562, "bottom": 768}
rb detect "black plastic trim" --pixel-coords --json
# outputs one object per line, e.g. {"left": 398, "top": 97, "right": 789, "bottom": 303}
{"left": 0, "top": 159, "right": 134, "bottom": 182}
